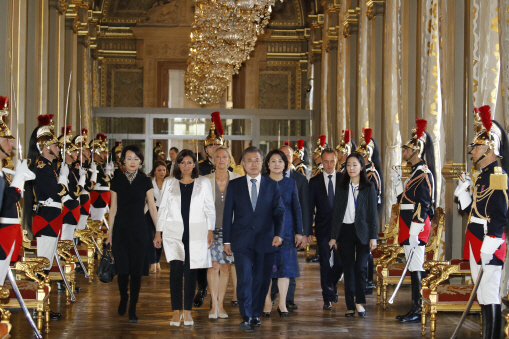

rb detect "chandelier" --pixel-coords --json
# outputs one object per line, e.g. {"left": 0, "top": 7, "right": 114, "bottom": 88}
{"left": 185, "top": 0, "right": 282, "bottom": 105}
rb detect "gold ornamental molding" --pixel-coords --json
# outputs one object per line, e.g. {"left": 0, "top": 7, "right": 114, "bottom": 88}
{"left": 325, "top": 27, "right": 338, "bottom": 52}
{"left": 366, "top": 0, "right": 385, "bottom": 20}
{"left": 441, "top": 163, "right": 467, "bottom": 179}
{"left": 343, "top": 8, "right": 360, "bottom": 38}
{"left": 269, "top": 30, "right": 307, "bottom": 41}
{"left": 317, "top": 14, "right": 325, "bottom": 25}
{"left": 97, "top": 26, "right": 134, "bottom": 38}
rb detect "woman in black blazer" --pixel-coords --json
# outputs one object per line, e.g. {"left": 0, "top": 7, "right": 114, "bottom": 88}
{"left": 329, "top": 153, "right": 378, "bottom": 317}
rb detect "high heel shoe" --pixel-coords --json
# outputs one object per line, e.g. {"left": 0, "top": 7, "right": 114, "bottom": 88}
{"left": 277, "top": 307, "right": 290, "bottom": 318}
{"left": 184, "top": 312, "right": 194, "bottom": 326}
{"left": 262, "top": 312, "right": 271, "bottom": 317}
{"left": 218, "top": 310, "right": 228, "bottom": 319}
{"left": 170, "top": 313, "right": 184, "bottom": 327}
{"left": 209, "top": 307, "right": 218, "bottom": 319}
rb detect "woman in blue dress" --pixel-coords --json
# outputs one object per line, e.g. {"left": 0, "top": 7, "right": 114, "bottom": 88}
{"left": 261, "top": 149, "right": 303, "bottom": 318}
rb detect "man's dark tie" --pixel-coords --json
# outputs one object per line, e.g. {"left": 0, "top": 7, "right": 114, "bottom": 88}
{"left": 328, "top": 175, "right": 334, "bottom": 207}
{"left": 250, "top": 178, "right": 258, "bottom": 211}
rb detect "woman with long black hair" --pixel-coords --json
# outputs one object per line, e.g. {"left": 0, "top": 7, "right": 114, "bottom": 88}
{"left": 329, "top": 152, "right": 378, "bottom": 317}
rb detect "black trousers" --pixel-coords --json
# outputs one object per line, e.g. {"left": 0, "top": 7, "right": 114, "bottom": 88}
{"left": 317, "top": 236, "right": 343, "bottom": 302}
{"left": 169, "top": 241, "right": 197, "bottom": 311}
{"left": 337, "top": 223, "right": 370, "bottom": 311}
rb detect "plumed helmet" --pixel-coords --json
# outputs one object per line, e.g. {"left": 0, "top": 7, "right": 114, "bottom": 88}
{"left": 313, "top": 135, "right": 327, "bottom": 155}
{"left": 0, "top": 96, "right": 13, "bottom": 139}
{"left": 469, "top": 105, "right": 503, "bottom": 158}
{"left": 336, "top": 130, "right": 353, "bottom": 157}
{"left": 402, "top": 118, "right": 428, "bottom": 159}
{"left": 355, "top": 128, "right": 375, "bottom": 161}
{"left": 205, "top": 111, "right": 225, "bottom": 147}
{"left": 294, "top": 139, "right": 305, "bottom": 160}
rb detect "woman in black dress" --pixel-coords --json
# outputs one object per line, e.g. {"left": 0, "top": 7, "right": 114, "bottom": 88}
{"left": 105, "top": 145, "right": 158, "bottom": 323}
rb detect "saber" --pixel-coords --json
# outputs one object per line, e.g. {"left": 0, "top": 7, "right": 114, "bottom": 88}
{"left": 450, "top": 266, "right": 483, "bottom": 339}
{"left": 63, "top": 71, "right": 72, "bottom": 162}
{"left": 388, "top": 247, "right": 415, "bottom": 304}
{"left": 90, "top": 235, "right": 103, "bottom": 256}
{"left": 11, "top": 82, "right": 21, "bottom": 161}
{"left": 102, "top": 215, "right": 110, "bottom": 230}
{"left": 78, "top": 91, "right": 83, "bottom": 167}
{"left": 54, "top": 251, "right": 76, "bottom": 302}
{"left": 7, "top": 269, "right": 43, "bottom": 339}
{"left": 72, "top": 242, "right": 89, "bottom": 279}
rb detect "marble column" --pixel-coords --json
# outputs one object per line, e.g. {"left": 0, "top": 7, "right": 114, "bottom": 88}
{"left": 64, "top": 5, "right": 78, "bottom": 131}
{"left": 320, "top": 9, "right": 329, "bottom": 138}
{"left": 343, "top": 6, "right": 359, "bottom": 137}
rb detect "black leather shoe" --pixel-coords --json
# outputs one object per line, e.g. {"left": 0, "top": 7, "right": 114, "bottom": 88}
{"left": 333, "top": 286, "right": 339, "bottom": 303}
{"left": 75, "top": 265, "right": 85, "bottom": 274}
{"left": 396, "top": 307, "right": 415, "bottom": 321}
{"left": 357, "top": 310, "right": 366, "bottom": 317}
{"left": 261, "top": 312, "right": 271, "bottom": 317}
{"left": 323, "top": 301, "right": 332, "bottom": 310}
{"left": 252, "top": 317, "right": 261, "bottom": 327}
{"left": 75, "top": 287, "right": 81, "bottom": 293}
{"left": 345, "top": 310, "right": 355, "bottom": 317}
{"left": 129, "top": 307, "right": 138, "bottom": 323}
{"left": 193, "top": 289, "right": 207, "bottom": 308}
{"left": 366, "top": 281, "right": 376, "bottom": 289}
{"left": 277, "top": 307, "right": 290, "bottom": 318}
{"left": 231, "top": 300, "right": 238, "bottom": 306}
{"left": 306, "top": 255, "right": 320, "bottom": 263}
{"left": 286, "top": 302, "right": 298, "bottom": 311}
{"left": 239, "top": 317, "right": 254, "bottom": 332}
{"left": 49, "top": 311, "right": 62, "bottom": 320}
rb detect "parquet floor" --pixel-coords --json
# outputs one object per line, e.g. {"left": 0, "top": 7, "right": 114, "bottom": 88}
{"left": 9, "top": 249, "right": 488, "bottom": 338}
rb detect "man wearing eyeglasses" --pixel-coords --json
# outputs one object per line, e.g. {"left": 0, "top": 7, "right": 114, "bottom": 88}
{"left": 223, "top": 146, "right": 285, "bottom": 332}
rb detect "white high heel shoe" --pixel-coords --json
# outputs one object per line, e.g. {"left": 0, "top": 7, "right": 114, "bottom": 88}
{"left": 170, "top": 313, "right": 183, "bottom": 327}
{"left": 209, "top": 307, "right": 218, "bottom": 319}
{"left": 184, "top": 312, "right": 194, "bottom": 326}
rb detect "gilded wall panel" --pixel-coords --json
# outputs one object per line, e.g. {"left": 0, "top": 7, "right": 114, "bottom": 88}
{"left": 100, "top": 60, "right": 142, "bottom": 107}
{"left": 258, "top": 61, "right": 302, "bottom": 109}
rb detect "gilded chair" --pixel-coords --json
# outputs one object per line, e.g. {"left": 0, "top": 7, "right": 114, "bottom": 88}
{"left": 47, "top": 240, "right": 77, "bottom": 305}
{"left": 420, "top": 259, "right": 479, "bottom": 338}
{"left": 376, "top": 207, "right": 445, "bottom": 309}
{"left": 373, "top": 203, "right": 400, "bottom": 264}
{"left": 74, "top": 228, "right": 96, "bottom": 282}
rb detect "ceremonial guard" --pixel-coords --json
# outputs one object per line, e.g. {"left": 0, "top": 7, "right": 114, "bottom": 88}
{"left": 72, "top": 129, "right": 97, "bottom": 230}
{"left": 312, "top": 135, "right": 327, "bottom": 177}
{"left": 454, "top": 105, "right": 508, "bottom": 339}
{"left": 391, "top": 119, "right": 436, "bottom": 323}
{"left": 198, "top": 111, "right": 226, "bottom": 176}
{"left": 355, "top": 128, "right": 383, "bottom": 292}
{"left": 293, "top": 139, "right": 308, "bottom": 176}
{"left": 26, "top": 114, "right": 69, "bottom": 268}
{"left": 111, "top": 141, "right": 124, "bottom": 176}
{"left": 0, "top": 97, "right": 35, "bottom": 288}
{"left": 336, "top": 130, "right": 355, "bottom": 173}
{"left": 153, "top": 141, "right": 165, "bottom": 163}
{"left": 89, "top": 133, "right": 110, "bottom": 223}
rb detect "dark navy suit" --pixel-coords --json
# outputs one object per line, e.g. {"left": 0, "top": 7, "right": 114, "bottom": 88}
{"left": 223, "top": 175, "right": 285, "bottom": 318}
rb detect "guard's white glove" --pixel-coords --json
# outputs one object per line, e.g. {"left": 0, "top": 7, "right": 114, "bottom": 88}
{"left": 89, "top": 162, "right": 98, "bottom": 183}
{"left": 454, "top": 173, "right": 473, "bottom": 210}
{"left": 58, "top": 163, "right": 69, "bottom": 189}
{"left": 409, "top": 235, "right": 419, "bottom": 249}
{"left": 480, "top": 236, "right": 504, "bottom": 268}
{"left": 391, "top": 166, "right": 403, "bottom": 196}
{"left": 78, "top": 167, "right": 87, "bottom": 187}
{"left": 105, "top": 162, "right": 114, "bottom": 176}
{"left": 10, "top": 160, "right": 36, "bottom": 196}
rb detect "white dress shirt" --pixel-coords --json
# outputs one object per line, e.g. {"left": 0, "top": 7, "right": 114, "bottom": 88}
{"left": 343, "top": 182, "right": 359, "bottom": 224}
{"left": 152, "top": 178, "right": 163, "bottom": 208}
{"left": 246, "top": 173, "right": 261, "bottom": 203}
{"left": 323, "top": 170, "right": 337, "bottom": 196}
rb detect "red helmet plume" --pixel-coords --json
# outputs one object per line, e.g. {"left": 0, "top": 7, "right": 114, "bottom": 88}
{"left": 81, "top": 128, "right": 88, "bottom": 136}
{"left": 318, "top": 135, "right": 326, "bottom": 147}
{"left": 363, "top": 128, "right": 372, "bottom": 145}
{"left": 61, "top": 126, "right": 71, "bottom": 136}
{"left": 37, "top": 114, "right": 54, "bottom": 126}
{"left": 211, "top": 111, "right": 223, "bottom": 136}
{"left": 156, "top": 141, "right": 162, "bottom": 147}
{"left": 344, "top": 130, "right": 351, "bottom": 144}
{"left": 478, "top": 105, "right": 492, "bottom": 132}
{"left": 415, "top": 119, "right": 427, "bottom": 139}
{"left": 96, "top": 133, "right": 107, "bottom": 142}
{"left": 0, "top": 96, "right": 9, "bottom": 109}
{"left": 284, "top": 141, "right": 291, "bottom": 146}
{"left": 297, "top": 139, "right": 304, "bottom": 149}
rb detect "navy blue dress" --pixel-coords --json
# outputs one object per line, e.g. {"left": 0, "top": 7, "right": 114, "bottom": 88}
{"left": 271, "top": 176, "right": 303, "bottom": 278}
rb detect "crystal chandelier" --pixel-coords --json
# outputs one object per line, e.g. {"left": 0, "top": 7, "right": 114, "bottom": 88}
{"left": 185, "top": 0, "right": 281, "bottom": 105}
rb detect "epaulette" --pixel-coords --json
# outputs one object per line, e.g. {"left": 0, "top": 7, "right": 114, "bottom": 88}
{"left": 75, "top": 162, "right": 80, "bottom": 169}
{"left": 422, "top": 165, "right": 431, "bottom": 174}
{"left": 199, "top": 160, "right": 204, "bottom": 164}
{"left": 490, "top": 166, "right": 508, "bottom": 190}
{"left": 36, "top": 160, "right": 46, "bottom": 169}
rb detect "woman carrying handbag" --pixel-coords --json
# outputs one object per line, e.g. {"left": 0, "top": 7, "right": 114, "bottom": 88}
{"left": 329, "top": 152, "right": 378, "bottom": 317}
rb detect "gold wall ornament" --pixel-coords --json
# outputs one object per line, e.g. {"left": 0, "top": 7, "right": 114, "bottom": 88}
{"left": 366, "top": 0, "right": 385, "bottom": 20}
{"left": 441, "top": 163, "right": 467, "bottom": 179}
{"left": 343, "top": 8, "right": 360, "bottom": 38}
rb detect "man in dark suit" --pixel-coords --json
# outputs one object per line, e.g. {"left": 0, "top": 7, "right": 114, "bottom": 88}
{"left": 166, "top": 146, "right": 178, "bottom": 176}
{"left": 309, "top": 148, "right": 344, "bottom": 310}
{"left": 270, "top": 145, "right": 310, "bottom": 311}
{"left": 224, "top": 146, "right": 285, "bottom": 332}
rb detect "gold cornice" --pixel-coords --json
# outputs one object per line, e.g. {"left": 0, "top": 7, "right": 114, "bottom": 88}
{"left": 317, "top": 14, "right": 325, "bottom": 25}
{"left": 366, "top": 0, "right": 385, "bottom": 20}
{"left": 269, "top": 30, "right": 307, "bottom": 41}
{"left": 325, "top": 27, "right": 338, "bottom": 52}
{"left": 441, "top": 163, "right": 467, "bottom": 179}
{"left": 267, "top": 52, "right": 308, "bottom": 60}
{"left": 343, "top": 8, "right": 360, "bottom": 38}
{"left": 97, "top": 26, "right": 134, "bottom": 38}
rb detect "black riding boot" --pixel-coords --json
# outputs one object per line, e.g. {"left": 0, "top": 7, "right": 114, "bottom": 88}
{"left": 483, "top": 304, "right": 501, "bottom": 339}
{"left": 129, "top": 276, "right": 141, "bottom": 323}
{"left": 117, "top": 274, "right": 129, "bottom": 316}
{"left": 400, "top": 271, "right": 426, "bottom": 323}
{"left": 396, "top": 271, "right": 417, "bottom": 320}
{"left": 480, "top": 305, "right": 487, "bottom": 338}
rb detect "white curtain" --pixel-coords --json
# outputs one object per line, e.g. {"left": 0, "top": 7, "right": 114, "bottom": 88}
{"left": 382, "top": 0, "right": 403, "bottom": 225}
{"left": 357, "top": 2, "right": 369, "bottom": 129}
{"left": 499, "top": 0, "right": 509, "bottom": 127}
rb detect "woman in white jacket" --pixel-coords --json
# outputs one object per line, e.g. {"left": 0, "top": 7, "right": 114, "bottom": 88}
{"left": 154, "top": 150, "right": 215, "bottom": 327}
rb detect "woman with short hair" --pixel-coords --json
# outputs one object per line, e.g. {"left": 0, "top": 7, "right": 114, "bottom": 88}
{"left": 105, "top": 144, "right": 158, "bottom": 323}
{"left": 154, "top": 149, "right": 215, "bottom": 327}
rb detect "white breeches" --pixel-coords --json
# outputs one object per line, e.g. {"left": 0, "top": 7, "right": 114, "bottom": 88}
{"left": 77, "top": 215, "right": 88, "bottom": 230}
{"left": 469, "top": 245, "right": 502, "bottom": 305}
{"left": 89, "top": 207, "right": 106, "bottom": 221}
{"left": 61, "top": 224, "right": 76, "bottom": 241}
{"left": 403, "top": 245, "right": 425, "bottom": 272}
{"left": 37, "top": 235, "right": 59, "bottom": 269}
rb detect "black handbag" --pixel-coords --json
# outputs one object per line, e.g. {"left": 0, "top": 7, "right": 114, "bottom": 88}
{"left": 96, "top": 244, "right": 117, "bottom": 283}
